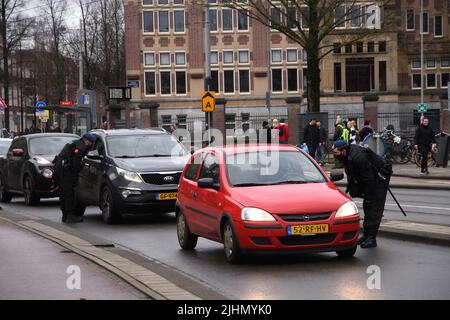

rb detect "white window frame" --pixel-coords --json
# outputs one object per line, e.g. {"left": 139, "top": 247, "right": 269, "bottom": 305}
{"left": 286, "top": 48, "right": 298, "bottom": 64}
{"left": 426, "top": 59, "right": 436, "bottom": 69}
{"left": 302, "top": 49, "right": 308, "bottom": 64}
{"left": 158, "top": 10, "right": 170, "bottom": 34}
{"left": 174, "top": 51, "right": 186, "bottom": 66}
{"left": 411, "top": 58, "right": 421, "bottom": 70}
{"left": 286, "top": 6, "right": 298, "bottom": 31}
{"left": 411, "top": 74, "right": 422, "bottom": 90}
{"left": 287, "top": 68, "right": 299, "bottom": 93}
{"left": 271, "top": 68, "right": 284, "bottom": 93}
{"left": 223, "top": 69, "right": 235, "bottom": 95}
{"left": 434, "top": 16, "right": 443, "bottom": 38}
{"left": 211, "top": 51, "right": 219, "bottom": 65}
{"left": 173, "top": 9, "right": 185, "bottom": 34}
{"left": 142, "top": 0, "right": 154, "bottom": 7}
{"left": 175, "top": 70, "right": 187, "bottom": 96}
{"left": 426, "top": 73, "right": 436, "bottom": 89}
{"left": 144, "top": 71, "right": 156, "bottom": 96}
{"left": 421, "top": 11, "right": 429, "bottom": 34}
{"left": 143, "top": 51, "right": 156, "bottom": 67}
{"left": 159, "top": 51, "right": 171, "bottom": 66}
{"left": 221, "top": 8, "right": 234, "bottom": 32}
{"left": 441, "top": 57, "right": 450, "bottom": 69}
{"left": 209, "top": 8, "right": 218, "bottom": 33}
{"left": 349, "top": 3, "right": 362, "bottom": 29}
{"left": 271, "top": 49, "right": 282, "bottom": 64}
{"left": 270, "top": 6, "right": 282, "bottom": 31}
{"left": 300, "top": 5, "right": 309, "bottom": 30}
{"left": 211, "top": 69, "right": 220, "bottom": 94}
{"left": 238, "top": 50, "right": 249, "bottom": 65}
{"left": 441, "top": 73, "right": 449, "bottom": 88}
{"left": 334, "top": 4, "right": 346, "bottom": 29}
{"left": 173, "top": 0, "right": 184, "bottom": 6}
{"left": 158, "top": 0, "right": 169, "bottom": 6}
{"left": 238, "top": 68, "right": 251, "bottom": 94}
{"left": 406, "top": 8, "right": 415, "bottom": 31}
{"left": 142, "top": 10, "right": 155, "bottom": 35}
{"left": 237, "top": 8, "right": 249, "bottom": 32}
{"left": 223, "top": 50, "right": 234, "bottom": 65}
{"left": 159, "top": 70, "right": 172, "bottom": 96}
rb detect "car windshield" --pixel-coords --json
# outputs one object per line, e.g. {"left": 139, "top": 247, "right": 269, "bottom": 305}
{"left": 0, "top": 142, "right": 10, "bottom": 155}
{"left": 29, "top": 136, "right": 77, "bottom": 156}
{"left": 106, "top": 134, "right": 188, "bottom": 158}
{"left": 226, "top": 151, "right": 326, "bottom": 187}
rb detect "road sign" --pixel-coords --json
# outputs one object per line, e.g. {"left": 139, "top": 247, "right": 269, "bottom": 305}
{"left": 60, "top": 101, "right": 74, "bottom": 107}
{"left": 36, "top": 101, "right": 47, "bottom": 108}
{"left": 202, "top": 91, "right": 216, "bottom": 113}
{"left": 127, "top": 80, "right": 140, "bottom": 88}
{"left": 38, "top": 110, "right": 49, "bottom": 121}
{"left": 108, "top": 86, "right": 132, "bottom": 100}
{"left": 418, "top": 103, "right": 427, "bottom": 113}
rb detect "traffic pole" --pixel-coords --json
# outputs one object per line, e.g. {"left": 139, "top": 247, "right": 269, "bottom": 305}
{"left": 204, "top": 3, "right": 211, "bottom": 144}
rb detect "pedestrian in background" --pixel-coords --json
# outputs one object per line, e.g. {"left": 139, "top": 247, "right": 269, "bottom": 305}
{"left": 316, "top": 120, "right": 328, "bottom": 165}
{"left": 273, "top": 119, "right": 289, "bottom": 144}
{"left": 359, "top": 120, "right": 374, "bottom": 143}
{"left": 414, "top": 117, "right": 437, "bottom": 175}
{"left": 303, "top": 118, "right": 320, "bottom": 158}
{"left": 347, "top": 119, "right": 360, "bottom": 145}
{"left": 262, "top": 120, "right": 272, "bottom": 144}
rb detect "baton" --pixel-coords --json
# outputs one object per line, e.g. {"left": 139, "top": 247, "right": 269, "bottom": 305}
{"left": 378, "top": 174, "right": 407, "bottom": 217}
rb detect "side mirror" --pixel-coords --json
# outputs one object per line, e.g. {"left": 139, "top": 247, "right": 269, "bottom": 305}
{"left": 330, "top": 170, "right": 344, "bottom": 182}
{"left": 12, "top": 148, "right": 24, "bottom": 157}
{"left": 86, "top": 150, "right": 102, "bottom": 161}
{"left": 198, "top": 178, "right": 220, "bottom": 191}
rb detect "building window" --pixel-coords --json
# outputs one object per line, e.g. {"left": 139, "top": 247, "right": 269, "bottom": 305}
{"left": 442, "top": 73, "right": 450, "bottom": 88}
{"left": 211, "top": 70, "right": 219, "bottom": 93}
{"left": 145, "top": 72, "right": 156, "bottom": 95}
{"left": 441, "top": 57, "right": 450, "bottom": 68}
{"left": 223, "top": 51, "right": 234, "bottom": 64}
{"left": 160, "top": 52, "right": 170, "bottom": 66}
{"left": 225, "top": 113, "right": 236, "bottom": 130}
{"left": 287, "top": 68, "right": 298, "bottom": 92}
{"left": 302, "top": 68, "right": 308, "bottom": 91}
{"left": 143, "top": 0, "right": 153, "bottom": 5}
{"left": 335, "top": 4, "right": 346, "bottom": 28}
{"left": 334, "top": 63, "right": 342, "bottom": 91}
{"left": 345, "top": 44, "right": 352, "bottom": 53}
{"left": 426, "top": 59, "right": 436, "bottom": 69}
{"left": 239, "top": 70, "right": 250, "bottom": 93}
{"left": 271, "top": 49, "right": 282, "bottom": 63}
{"left": 209, "top": 9, "right": 218, "bottom": 31}
{"left": 350, "top": 4, "right": 361, "bottom": 28}
{"left": 158, "top": 0, "right": 168, "bottom": 4}
{"left": 411, "top": 59, "right": 421, "bottom": 69}
{"left": 302, "top": 49, "right": 307, "bottom": 63}
{"left": 271, "top": 69, "right": 283, "bottom": 93}
{"left": 412, "top": 74, "right": 421, "bottom": 89}
{"left": 222, "top": 9, "right": 233, "bottom": 31}
{"left": 426, "top": 73, "right": 436, "bottom": 88}
{"left": 161, "top": 115, "right": 172, "bottom": 131}
{"left": 301, "top": 6, "right": 309, "bottom": 29}
{"left": 434, "top": 16, "right": 443, "bottom": 37}
{"left": 238, "top": 9, "right": 249, "bottom": 31}
{"left": 406, "top": 9, "right": 414, "bottom": 31}
{"left": 144, "top": 52, "right": 155, "bottom": 66}
{"left": 143, "top": 11, "right": 154, "bottom": 33}
{"left": 333, "top": 43, "right": 341, "bottom": 54}
{"left": 287, "top": 6, "right": 297, "bottom": 29}
{"left": 159, "top": 11, "right": 169, "bottom": 33}
{"left": 160, "top": 71, "right": 171, "bottom": 94}
{"left": 174, "top": 10, "right": 185, "bottom": 33}
{"left": 421, "top": 12, "right": 428, "bottom": 34}
{"left": 238, "top": 50, "right": 249, "bottom": 64}
{"left": 356, "top": 42, "right": 363, "bottom": 53}
{"left": 287, "top": 49, "right": 297, "bottom": 63}
{"left": 177, "top": 114, "right": 187, "bottom": 129}
{"left": 211, "top": 51, "right": 218, "bottom": 65}
{"left": 379, "top": 61, "right": 387, "bottom": 92}
{"left": 174, "top": 0, "right": 184, "bottom": 5}
{"left": 175, "top": 71, "right": 186, "bottom": 95}
{"left": 367, "top": 41, "right": 374, "bottom": 53}
{"left": 378, "top": 41, "right": 386, "bottom": 52}
{"left": 175, "top": 52, "right": 186, "bottom": 66}
{"left": 223, "top": 70, "right": 234, "bottom": 93}
{"left": 270, "top": 7, "right": 281, "bottom": 29}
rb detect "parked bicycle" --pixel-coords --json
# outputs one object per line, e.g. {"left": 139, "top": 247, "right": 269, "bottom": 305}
{"left": 379, "top": 127, "right": 413, "bottom": 164}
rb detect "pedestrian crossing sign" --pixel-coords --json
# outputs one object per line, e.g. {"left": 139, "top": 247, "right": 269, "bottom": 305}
{"left": 202, "top": 91, "right": 215, "bottom": 113}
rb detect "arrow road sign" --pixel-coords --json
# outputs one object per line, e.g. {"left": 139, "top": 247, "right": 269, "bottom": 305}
{"left": 202, "top": 91, "right": 216, "bottom": 113}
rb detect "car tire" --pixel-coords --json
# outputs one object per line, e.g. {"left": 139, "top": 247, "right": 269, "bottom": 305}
{"left": 177, "top": 210, "right": 198, "bottom": 250}
{"left": 336, "top": 246, "right": 357, "bottom": 258}
{"left": 0, "top": 176, "right": 12, "bottom": 203}
{"left": 222, "top": 220, "right": 242, "bottom": 264}
{"left": 100, "top": 186, "right": 121, "bottom": 224}
{"left": 23, "top": 176, "right": 40, "bottom": 206}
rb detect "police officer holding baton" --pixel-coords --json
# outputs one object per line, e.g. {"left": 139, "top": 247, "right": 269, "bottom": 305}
{"left": 53, "top": 133, "right": 96, "bottom": 223}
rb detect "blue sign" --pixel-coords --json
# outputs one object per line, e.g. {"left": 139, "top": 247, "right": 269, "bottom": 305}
{"left": 127, "top": 80, "right": 140, "bottom": 88}
{"left": 36, "top": 101, "right": 47, "bottom": 108}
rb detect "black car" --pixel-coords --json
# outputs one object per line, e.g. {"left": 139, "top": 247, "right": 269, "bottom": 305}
{"left": 76, "top": 129, "right": 190, "bottom": 224}
{"left": 0, "top": 133, "right": 79, "bottom": 205}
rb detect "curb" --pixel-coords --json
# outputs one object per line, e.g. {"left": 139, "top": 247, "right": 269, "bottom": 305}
{"left": 392, "top": 173, "right": 450, "bottom": 181}
{"left": 334, "top": 181, "right": 450, "bottom": 191}
{"left": 0, "top": 216, "right": 201, "bottom": 301}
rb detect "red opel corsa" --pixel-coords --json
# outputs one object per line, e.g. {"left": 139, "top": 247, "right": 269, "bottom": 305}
{"left": 176, "top": 144, "right": 360, "bottom": 263}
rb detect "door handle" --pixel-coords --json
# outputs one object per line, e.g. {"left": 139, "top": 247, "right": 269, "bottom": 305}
{"left": 193, "top": 192, "right": 197, "bottom": 200}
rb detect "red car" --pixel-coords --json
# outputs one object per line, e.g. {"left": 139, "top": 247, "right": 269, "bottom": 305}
{"left": 176, "top": 144, "right": 360, "bottom": 263}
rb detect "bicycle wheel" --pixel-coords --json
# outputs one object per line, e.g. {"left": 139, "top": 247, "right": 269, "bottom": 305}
{"left": 412, "top": 150, "right": 421, "bottom": 167}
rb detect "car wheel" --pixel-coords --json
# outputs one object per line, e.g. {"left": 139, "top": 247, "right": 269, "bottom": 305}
{"left": 23, "top": 176, "right": 40, "bottom": 206}
{"left": 336, "top": 246, "right": 357, "bottom": 258}
{"left": 222, "top": 221, "right": 242, "bottom": 264}
{"left": 100, "top": 186, "right": 121, "bottom": 224}
{"left": 177, "top": 210, "right": 198, "bottom": 250}
{"left": 0, "top": 177, "right": 12, "bottom": 203}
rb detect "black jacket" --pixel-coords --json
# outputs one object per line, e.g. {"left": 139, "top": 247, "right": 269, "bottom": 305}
{"left": 318, "top": 127, "right": 327, "bottom": 144}
{"left": 414, "top": 124, "right": 435, "bottom": 147}
{"left": 344, "top": 145, "right": 379, "bottom": 198}
{"left": 359, "top": 126, "right": 374, "bottom": 142}
{"left": 54, "top": 139, "right": 89, "bottom": 175}
{"left": 303, "top": 124, "right": 320, "bottom": 145}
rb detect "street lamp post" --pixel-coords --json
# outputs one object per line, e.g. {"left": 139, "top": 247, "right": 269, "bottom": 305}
{"left": 420, "top": 0, "right": 424, "bottom": 120}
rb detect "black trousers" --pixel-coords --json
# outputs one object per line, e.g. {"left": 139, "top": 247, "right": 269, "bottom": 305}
{"left": 362, "top": 178, "right": 389, "bottom": 237}
{"left": 307, "top": 144, "right": 318, "bottom": 159}
{"left": 55, "top": 168, "right": 78, "bottom": 218}
{"left": 419, "top": 145, "right": 431, "bottom": 172}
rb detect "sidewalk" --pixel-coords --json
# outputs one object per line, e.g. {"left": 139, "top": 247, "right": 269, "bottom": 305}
{"left": 391, "top": 163, "right": 450, "bottom": 180}
{"left": 0, "top": 218, "right": 149, "bottom": 300}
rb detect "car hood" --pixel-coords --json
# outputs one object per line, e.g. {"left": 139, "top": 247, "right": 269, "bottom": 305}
{"left": 228, "top": 182, "right": 350, "bottom": 214}
{"left": 112, "top": 156, "right": 189, "bottom": 173}
{"left": 32, "top": 155, "right": 56, "bottom": 166}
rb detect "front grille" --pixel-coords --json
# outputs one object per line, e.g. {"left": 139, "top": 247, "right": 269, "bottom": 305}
{"left": 250, "top": 237, "right": 272, "bottom": 246}
{"left": 277, "top": 212, "right": 332, "bottom": 222}
{"left": 140, "top": 172, "right": 182, "bottom": 185}
{"left": 278, "top": 234, "right": 336, "bottom": 246}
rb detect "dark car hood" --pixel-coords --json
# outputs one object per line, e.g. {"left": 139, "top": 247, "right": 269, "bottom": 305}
{"left": 31, "top": 155, "right": 56, "bottom": 166}
{"left": 112, "top": 155, "right": 189, "bottom": 172}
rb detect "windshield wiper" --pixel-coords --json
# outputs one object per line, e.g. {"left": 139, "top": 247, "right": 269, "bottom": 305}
{"left": 270, "top": 180, "right": 309, "bottom": 185}
{"left": 137, "top": 154, "right": 171, "bottom": 158}
{"left": 233, "top": 183, "right": 269, "bottom": 187}
{"left": 114, "top": 155, "right": 137, "bottom": 158}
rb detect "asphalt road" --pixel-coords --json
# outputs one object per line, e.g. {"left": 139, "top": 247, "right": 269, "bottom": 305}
{"left": 1, "top": 188, "right": 449, "bottom": 300}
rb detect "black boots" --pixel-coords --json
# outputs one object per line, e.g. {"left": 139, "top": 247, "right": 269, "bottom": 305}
{"left": 360, "top": 236, "right": 377, "bottom": 248}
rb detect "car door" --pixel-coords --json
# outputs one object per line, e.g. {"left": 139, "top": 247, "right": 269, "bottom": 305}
{"left": 7, "top": 138, "right": 27, "bottom": 190}
{"left": 194, "top": 153, "right": 223, "bottom": 238}
{"left": 77, "top": 136, "right": 104, "bottom": 205}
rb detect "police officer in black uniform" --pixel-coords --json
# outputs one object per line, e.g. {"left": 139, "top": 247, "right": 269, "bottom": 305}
{"left": 54, "top": 133, "right": 95, "bottom": 223}
{"left": 331, "top": 140, "right": 392, "bottom": 248}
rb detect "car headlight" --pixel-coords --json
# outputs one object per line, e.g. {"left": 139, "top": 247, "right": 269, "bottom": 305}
{"left": 335, "top": 201, "right": 359, "bottom": 218}
{"left": 41, "top": 168, "right": 53, "bottom": 179}
{"left": 241, "top": 208, "right": 276, "bottom": 222}
{"left": 116, "top": 167, "right": 143, "bottom": 183}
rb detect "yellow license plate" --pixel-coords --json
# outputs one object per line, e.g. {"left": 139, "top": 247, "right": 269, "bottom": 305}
{"left": 288, "top": 224, "right": 329, "bottom": 236}
{"left": 156, "top": 193, "right": 178, "bottom": 201}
